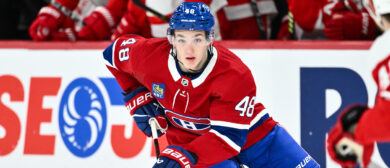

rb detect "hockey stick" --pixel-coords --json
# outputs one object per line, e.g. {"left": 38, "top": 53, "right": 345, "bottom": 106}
{"left": 149, "top": 118, "right": 161, "bottom": 159}
{"left": 249, "top": 0, "right": 267, "bottom": 39}
{"left": 132, "top": 0, "right": 170, "bottom": 22}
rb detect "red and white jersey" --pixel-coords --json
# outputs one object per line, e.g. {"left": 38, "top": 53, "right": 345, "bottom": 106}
{"left": 355, "top": 30, "right": 390, "bottom": 144}
{"left": 103, "top": 34, "right": 276, "bottom": 167}
{"left": 287, "top": 0, "right": 339, "bottom": 39}
{"left": 216, "top": 0, "right": 278, "bottom": 39}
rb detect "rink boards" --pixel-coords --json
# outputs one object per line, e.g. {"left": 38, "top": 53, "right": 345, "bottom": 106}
{"left": 0, "top": 41, "right": 388, "bottom": 168}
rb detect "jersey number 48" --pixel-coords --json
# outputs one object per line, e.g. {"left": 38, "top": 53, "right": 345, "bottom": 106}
{"left": 235, "top": 96, "right": 256, "bottom": 117}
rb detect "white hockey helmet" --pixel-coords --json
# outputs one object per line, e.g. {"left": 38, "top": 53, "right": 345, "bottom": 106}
{"left": 363, "top": 0, "right": 390, "bottom": 30}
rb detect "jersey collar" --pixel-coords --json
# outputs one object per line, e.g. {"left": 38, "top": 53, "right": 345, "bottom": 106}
{"left": 168, "top": 46, "right": 218, "bottom": 88}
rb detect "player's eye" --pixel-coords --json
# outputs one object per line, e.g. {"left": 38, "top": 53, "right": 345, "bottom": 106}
{"left": 194, "top": 38, "right": 202, "bottom": 43}
{"left": 177, "top": 39, "right": 186, "bottom": 44}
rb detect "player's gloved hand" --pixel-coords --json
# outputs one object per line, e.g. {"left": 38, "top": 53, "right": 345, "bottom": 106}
{"left": 111, "top": 12, "right": 131, "bottom": 40}
{"left": 327, "top": 105, "right": 374, "bottom": 167}
{"left": 77, "top": 6, "right": 116, "bottom": 40}
{"left": 325, "top": 11, "right": 377, "bottom": 40}
{"left": 124, "top": 86, "right": 167, "bottom": 137}
{"left": 29, "top": 5, "right": 67, "bottom": 41}
{"left": 325, "top": 0, "right": 377, "bottom": 40}
{"left": 153, "top": 145, "right": 198, "bottom": 168}
{"left": 51, "top": 17, "right": 77, "bottom": 41}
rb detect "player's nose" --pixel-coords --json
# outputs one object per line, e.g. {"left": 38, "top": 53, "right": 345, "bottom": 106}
{"left": 184, "top": 43, "right": 195, "bottom": 55}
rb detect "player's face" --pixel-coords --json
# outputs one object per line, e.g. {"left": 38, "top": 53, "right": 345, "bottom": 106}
{"left": 172, "top": 30, "right": 210, "bottom": 73}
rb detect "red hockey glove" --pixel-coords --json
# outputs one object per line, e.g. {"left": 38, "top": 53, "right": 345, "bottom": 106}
{"left": 124, "top": 86, "right": 167, "bottom": 137}
{"left": 51, "top": 17, "right": 77, "bottom": 41}
{"left": 153, "top": 145, "right": 198, "bottom": 168}
{"left": 29, "top": 5, "right": 67, "bottom": 41}
{"left": 325, "top": 11, "right": 377, "bottom": 40}
{"left": 111, "top": 13, "right": 132, "bottom": 41}
{"left": 77, "top": 6, "right": 116, "bottom": 40}
{"left": 327, "top": 105, "right": 374, "bottom": 167}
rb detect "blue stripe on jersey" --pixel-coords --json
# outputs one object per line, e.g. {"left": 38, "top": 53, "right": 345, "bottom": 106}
{"left": 103, "top": 41, "right": 115, "bottom": 67}
{"left": 211, "top": 125, "right": 249, "bottom": 148}
{"left": 249, "top": 113, "right": 269, "bottom": 132}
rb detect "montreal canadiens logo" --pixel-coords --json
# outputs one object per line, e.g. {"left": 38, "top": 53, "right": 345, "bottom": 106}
{"left": 59, "top": 78, "right": 107, "bottom": 157}
{"left": 165, "top": 110, "right": 210, "bottom": 135}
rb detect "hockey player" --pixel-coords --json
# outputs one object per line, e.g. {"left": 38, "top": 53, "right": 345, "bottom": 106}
{"left": 103, "top": 2, "right": 319, "bottom": 168}
{"left": 327, "top": 0, "right": 390, "bottom": 167}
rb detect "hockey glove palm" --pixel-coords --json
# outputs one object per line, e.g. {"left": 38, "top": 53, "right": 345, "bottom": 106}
{"left": 124, "top": 86, "right": 167, "bottom": 137}
{"left": 153, "top": 145, "right": 197, "bottom": 168}
{"left": 327, "top": 105, "right": 374, "bottom": 167}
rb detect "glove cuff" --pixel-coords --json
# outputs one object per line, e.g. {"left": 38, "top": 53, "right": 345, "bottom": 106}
{"left": 39, "top": 6, "right": 63, "bottom": 19}
{"left": 95, "top": 6, "right": 116, "bottom": 28}
{"left": 159, "top": 146, "right": 197, "bottom": 168}
{"left": 124, "top": 87, "right": 154, "bottom": 115}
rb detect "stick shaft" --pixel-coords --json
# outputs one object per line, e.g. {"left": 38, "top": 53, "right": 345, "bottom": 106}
{"left": 132, "top": 0, "right": 170, "bottom": 22}
{"left": 149, "top": 118, "right": 160, "bottom": 159}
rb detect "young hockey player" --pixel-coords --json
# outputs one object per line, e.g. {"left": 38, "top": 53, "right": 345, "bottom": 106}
{"left": 103, "top": 2, "right": 320, "bottom": 168}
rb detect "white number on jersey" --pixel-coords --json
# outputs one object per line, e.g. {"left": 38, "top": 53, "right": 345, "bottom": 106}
{"left": 119, "top": 48, "right": 129, "bottom": 61}
{"left": 235, "top": 96, "right": 256, "bottom": 117}
{"left": 118, "top": 38, "right": 136, "bottom": 62}
{"left": 378, "top": 59, "right": 390, "bottom": 99}
{"left": 121, "top": 38, "right": 136, "bottom": 46}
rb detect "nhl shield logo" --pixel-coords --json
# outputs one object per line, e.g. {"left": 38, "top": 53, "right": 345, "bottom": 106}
{"left": 152, "top": 83, "right": 165, "bottom": 99}
{"left": 181, "top": 78, "right": 189, "bottom": 86}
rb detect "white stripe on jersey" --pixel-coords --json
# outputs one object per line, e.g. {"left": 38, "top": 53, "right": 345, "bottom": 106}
{"left": 381, "top": 91, "right": 390, "bottom": 100}
{"left": 250, "top": 109, "right": 268, "bottom": 127}
{"left": 210, "top": 110, "right": 268, "bottom": 129}
{"left": 210, "top": 129, "right": 241, "bottom": 152}
{"left": 210, "top": 120, "right": 250, "bottom": 130}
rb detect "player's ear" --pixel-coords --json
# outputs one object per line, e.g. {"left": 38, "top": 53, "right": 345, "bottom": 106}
{"left": 206, "top": 30, "right": 214, "bottom": 44}
{"left": 171, "top": 36, "right": 177, "bottom": 47}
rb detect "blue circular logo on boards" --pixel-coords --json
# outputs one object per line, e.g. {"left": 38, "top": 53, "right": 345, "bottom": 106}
{"left": 59, "top": 78, "right": 107, "bottom": 157}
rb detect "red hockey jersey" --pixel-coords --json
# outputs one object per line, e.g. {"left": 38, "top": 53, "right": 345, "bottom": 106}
{"left": 103, "top": 34, "right": 276, "bottom": 167}
{"left": 355, "top": 30, "right": 390, "bottom": 144}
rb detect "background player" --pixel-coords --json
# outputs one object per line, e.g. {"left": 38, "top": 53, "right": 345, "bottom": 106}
{"left": 327, "top": 0, "right": 390, "bottom": 167}
{"left": 103, "top": 2, "right": 319, "bottom": 168}
{"left": 279, "top": 0, "right": 380, "bottom": 40}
